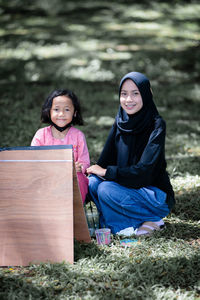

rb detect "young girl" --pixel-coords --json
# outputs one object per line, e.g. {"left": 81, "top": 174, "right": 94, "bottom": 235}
{"left": 87, "top": 71, "right": 175, "bottom": 236}
{"left": 31, "top": 89, "right": 90, "bottom": 203}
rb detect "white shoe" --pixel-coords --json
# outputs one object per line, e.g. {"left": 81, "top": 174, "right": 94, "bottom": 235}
{"left": 116, "top": 227, "right": 135, "bottom": 236}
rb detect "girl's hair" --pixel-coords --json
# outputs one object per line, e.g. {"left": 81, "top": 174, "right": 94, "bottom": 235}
{"left": 41, "top": 89, "right": 84, "bottom": 125}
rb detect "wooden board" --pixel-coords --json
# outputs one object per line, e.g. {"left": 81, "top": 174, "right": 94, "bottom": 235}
{"left": 73, "top": 163, "right": 91, "bottom": 243}
{"left": 0, "top": 146, "right": 90, "bottom": 266}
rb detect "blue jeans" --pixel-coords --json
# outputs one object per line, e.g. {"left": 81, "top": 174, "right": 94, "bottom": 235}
{"left": 88, "top": 175, "right": 170, "bottom": 234}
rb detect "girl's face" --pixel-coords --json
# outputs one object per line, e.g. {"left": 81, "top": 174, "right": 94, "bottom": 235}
{"left": 50, "top": 95, "right": 75, "bottom": 127}
{"left": 120, "top": 79, "right": 143, "bottom": 115}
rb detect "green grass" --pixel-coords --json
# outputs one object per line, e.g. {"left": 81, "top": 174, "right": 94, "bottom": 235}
{"left": 0, "top": 0, "right": 200, "bottom": 299}
{"left": 0, "top": 236, "right": 200, "bottom": 299}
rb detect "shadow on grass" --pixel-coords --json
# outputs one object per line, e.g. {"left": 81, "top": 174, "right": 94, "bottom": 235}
{"left": 167, "top": 156, "right": 200, "bottom": 177}
{"left": 0, "top": 272, "right": 48, "bottom": 299}
{"left": 164, "top": 221, "right": 200, "bottom": 240}
{"left": 74, "top": 239, "right": 106, "bottom": 260}
{"left": 173, "top": 188, "right": 200, "bottom": 222}
{"left": 1, "top": 248, "right": 199, "bottom": 299}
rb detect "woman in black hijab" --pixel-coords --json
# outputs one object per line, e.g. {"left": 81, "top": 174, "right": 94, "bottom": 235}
{"left": 87, "top": 72, "right": 175, "bottom": 236}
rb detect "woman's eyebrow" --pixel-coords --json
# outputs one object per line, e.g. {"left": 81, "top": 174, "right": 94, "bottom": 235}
{"left": 121, "top": 88, "right": 139, "bottom": 92}
{"left": 53, "top": 104, "right": 70, "bottom": 107}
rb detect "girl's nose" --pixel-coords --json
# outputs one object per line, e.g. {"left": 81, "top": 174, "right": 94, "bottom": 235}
{"left": 59, "top": 111, "right": 64, "bottom": 116}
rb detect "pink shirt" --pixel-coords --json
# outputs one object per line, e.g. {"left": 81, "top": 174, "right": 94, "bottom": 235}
{"left": 31, "top": 126, "right": 90, "bottom": 174}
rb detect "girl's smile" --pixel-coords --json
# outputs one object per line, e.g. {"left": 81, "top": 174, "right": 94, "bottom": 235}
{"left": 50, "top": 95, "right": 75, "bottom": 128}
{"left": 120, "top": 79, "right": 143, "bottom": 115}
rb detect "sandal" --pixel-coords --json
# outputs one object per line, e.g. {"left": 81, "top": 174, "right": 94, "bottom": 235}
{"left": 136, "top": 221, "right": 165, "bottom": 236}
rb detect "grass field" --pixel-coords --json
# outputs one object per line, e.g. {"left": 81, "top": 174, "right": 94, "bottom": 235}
{"left": 0, "top": 0, "right": 200, "bottom": 299}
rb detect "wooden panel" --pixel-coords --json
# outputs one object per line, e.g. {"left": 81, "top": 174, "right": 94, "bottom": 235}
{"left": 73, "top": 163, "right": 91, "bottom": 243}
{"left": 0, "top": 148, "right": 74, "bottom": 266}
{"left": 0, "top": 148, "right": 72, "bottom": 160}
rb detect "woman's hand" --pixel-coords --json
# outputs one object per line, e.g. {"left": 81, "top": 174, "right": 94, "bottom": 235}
{"left": 75, "top": 161, "right": 83, "bottom": 173}
{"left": 86, "top": 164, "right": 106, "bottom": 177}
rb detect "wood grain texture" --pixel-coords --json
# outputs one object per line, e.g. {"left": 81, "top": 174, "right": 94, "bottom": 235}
{"left": 0, "top": 148, "right": 74, "bottom": 266}
{"left": 73, "top": 163, "right": 91, "bottom": 243}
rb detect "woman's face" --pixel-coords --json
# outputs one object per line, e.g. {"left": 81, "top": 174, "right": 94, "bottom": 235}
{"left": 120, "top": 79, "right": 143, "bottom": 115}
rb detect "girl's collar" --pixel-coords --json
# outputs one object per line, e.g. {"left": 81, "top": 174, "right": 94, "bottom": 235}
{"left": 50, "top": 120, "right": 72, "bottom": 132}
{"left": 50, "top": 125, "right": 72, "bottom": 140}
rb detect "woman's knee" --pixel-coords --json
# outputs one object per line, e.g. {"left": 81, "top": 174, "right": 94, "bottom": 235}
{"left": 97, "top": 181, "right": 116, "bottom": 200}
{"left": 88, "top": 175, "right": 102, "bottom": 194}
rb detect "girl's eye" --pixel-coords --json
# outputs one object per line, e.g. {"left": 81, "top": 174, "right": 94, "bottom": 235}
{"left": 65, "top": 108, "right": 69, "bottom": 111}
{"left": 121, "top": 92, "right": 126, "bottom": 96}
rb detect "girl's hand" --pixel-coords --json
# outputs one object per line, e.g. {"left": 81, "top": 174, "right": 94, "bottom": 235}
{"left": 86, "top": 164, "right": 106, "bottom": 177}
{"left": 75, "top": 161, "right": 83, "bottom": 173}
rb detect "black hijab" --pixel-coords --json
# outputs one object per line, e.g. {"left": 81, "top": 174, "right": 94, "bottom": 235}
{"left": 115, "top": 72, "right": 160, "bottom": 167}
{"left": 117, "top": 71, "right": 158, "bottom": 134}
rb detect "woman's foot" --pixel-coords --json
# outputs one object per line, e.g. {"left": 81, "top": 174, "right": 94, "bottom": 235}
{"left": 135, "top": 220, "right": 165, "bottom": 236}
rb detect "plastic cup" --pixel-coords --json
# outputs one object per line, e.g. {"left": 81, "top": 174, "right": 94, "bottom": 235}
{"left": 95, "top": 228, "right": 111, "bottom": 245}
{"left": 86, "top": 211, "right": 99, "bottom": 229}
{"left": 85, "top": 210, "right": 99, "bottom": 237}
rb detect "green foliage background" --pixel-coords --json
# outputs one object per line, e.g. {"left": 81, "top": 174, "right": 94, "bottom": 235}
{"left": 0, "top": 0, "right": 200, "bottom": 299}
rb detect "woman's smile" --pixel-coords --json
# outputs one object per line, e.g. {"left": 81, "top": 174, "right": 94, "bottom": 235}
{"left": 125, "top": 104, "right": 136, "bottom": 109}
{"left": 120, "top": 79, "right": 143, "bottom": 115}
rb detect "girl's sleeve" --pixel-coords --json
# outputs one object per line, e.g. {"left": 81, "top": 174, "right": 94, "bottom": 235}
{"left": 77, "top": 131, "right": 90, "bottom": 174}
{"left": 31, "top": 129, "right": 44, "bottom": 146}
{"left": 105, "top": 118, "right": 166, "bottom": 188}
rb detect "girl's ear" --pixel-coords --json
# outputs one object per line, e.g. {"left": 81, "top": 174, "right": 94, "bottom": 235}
{"left": 74, "top": 111, "right": 77, "bottom": 117}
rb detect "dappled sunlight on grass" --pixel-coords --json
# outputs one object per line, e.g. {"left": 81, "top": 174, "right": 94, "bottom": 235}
{"left": 172, "top": 174, "right": 200, "bottom": 191}
{"left": 63, "top": 59, "right": 115, "bottom": 81}
{"left": 0, "top": 1, "right": 199, "bottom": 73}
{"left": 86, "top": 115, "right": 115, "bottom": 126}
{"left": 123, "top": 6, "right": 163, "bottom": 20}
{"left": 98, "top": 50, "right": 132, "bottom": 61}
{"left": 96, "top": 116, "right": 115, "bottom": 126}
{"left": 0, "top": 1, "right": 200, "bottom": 298}
{"left": 173, "top": 3, "right": 200, "bottom": 20}
{"left": 187, "top": 146, "right": 200, "bottom": 156}
{"left": 0, "top": 42, "right": 75, "bottom": 60}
